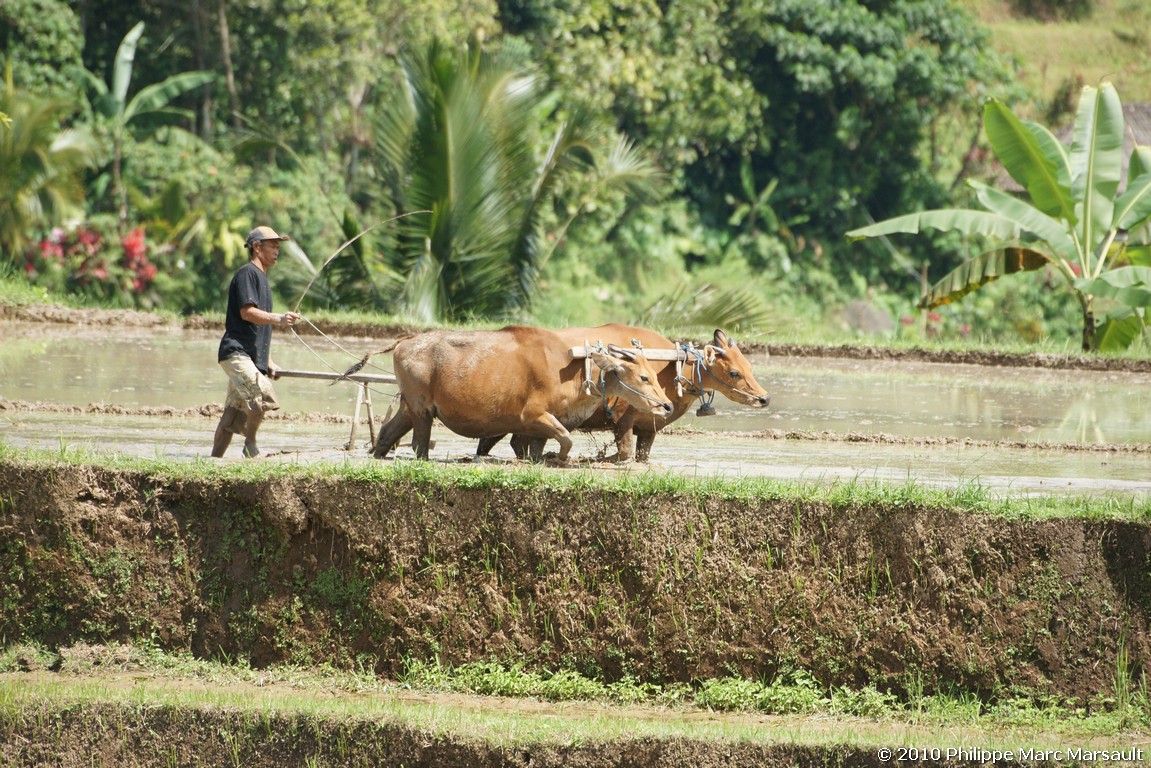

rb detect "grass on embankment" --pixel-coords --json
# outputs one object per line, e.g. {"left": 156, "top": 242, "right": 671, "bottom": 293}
{"left": 1, "top": 642, "right": 1146, "bottom": 750}
{"left": 2, "top": 442, "right": 1149, "bottom": 524}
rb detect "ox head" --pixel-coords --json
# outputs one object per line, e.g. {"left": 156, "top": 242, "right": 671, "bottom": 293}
{"left": 698, "top": 329, "right": 770, "bottom": 408}
{"left": 590, "top": 345, "right": 673, "bottom": 415}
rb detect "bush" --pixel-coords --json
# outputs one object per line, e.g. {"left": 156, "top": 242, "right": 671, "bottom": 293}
{"left": 20, "top": 218, "right": 187, "bottom": 309}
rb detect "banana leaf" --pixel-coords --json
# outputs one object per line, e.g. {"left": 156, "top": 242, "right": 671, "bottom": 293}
{"left": 1130, "top": 146, "right": 1151, "bottom": 181}
{"left": 1113, "top": 171, "right": 1151, "bottom": 231}
{"left": 123, "top": 72, "right": 215, "bottom": 123}
{"left": 1070, "top": 84, "right": 1124, "bottom": 253}
{"left": 1096, "top": 309, "right": 1144, "bottom": 352}
{"left": 983, "top": 99, "right": 1073, "bottom": 221}
{"left": 968, "top": 180, "right": 1077, "bottom": 256}
{"left": 918, "top": 247, "right": 1050, "bottom": 309}
{"left": 1077, "top": 266, "right": 1151, "bottom": 308}
{"left": 846, "top": 209, "right": 1021, "bottom": 242}
{"left": 1125, "top": 245, "right": 1151, "bottom": 266}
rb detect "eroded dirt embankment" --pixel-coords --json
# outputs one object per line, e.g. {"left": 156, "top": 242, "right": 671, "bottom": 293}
{"left": 0, "top": 696, "right": 906, "bottom": 768}
{"left": 2, "top": 460, "right": 1149, "bottom": 706}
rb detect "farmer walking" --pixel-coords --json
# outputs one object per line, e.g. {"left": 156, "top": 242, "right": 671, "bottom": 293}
{"left": 211, "top": 225, "right": 301, "bottom": 458}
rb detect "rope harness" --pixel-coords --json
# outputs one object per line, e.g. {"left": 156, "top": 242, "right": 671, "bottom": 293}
{"left": 581, "top": 342, "right": 670, "bottom": 420}
{"left": 673, "top": 342, "right": 763, "bottom": 414}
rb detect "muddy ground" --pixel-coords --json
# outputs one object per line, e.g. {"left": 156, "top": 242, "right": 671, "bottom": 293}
{"left": 3, "top": 301, "right": 1151, "bottom": 766}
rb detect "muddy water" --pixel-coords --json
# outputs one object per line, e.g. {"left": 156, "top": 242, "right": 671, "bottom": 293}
{"left": 2, "top": 323, "right": 1149, "bottom": 497}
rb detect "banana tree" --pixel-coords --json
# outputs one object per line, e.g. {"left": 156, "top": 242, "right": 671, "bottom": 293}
{"left": 847, "top": 83, "right": 1151, "bottom": 352}
{"left": 80, "top": 21, "right": 214, "bottom": 230}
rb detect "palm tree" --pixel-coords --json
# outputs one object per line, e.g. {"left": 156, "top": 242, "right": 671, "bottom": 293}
{"left": 354, "top": 39, "right": 659, "bottom": 323}
{"left": 848, "top": 83, "right": 1151, "bottom": 352}
{"left": 0, "top": 79, "right": 99, "bottom": 259}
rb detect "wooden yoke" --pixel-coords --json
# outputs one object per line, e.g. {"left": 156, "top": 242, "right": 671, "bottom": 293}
{"left": 568, "top": 343, "right": 686, "bottom": 400}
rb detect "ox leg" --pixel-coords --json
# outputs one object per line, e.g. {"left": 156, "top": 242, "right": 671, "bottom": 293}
{"left": 410, "top": 411, "right": 434, "bottom": 460}
{"left": 523, "top": 414, "right": 572, "bottom": 463}
{"left": 524, "top": 436, "right": 547, "bottom": 462}
{"left": 476, "top": 434, "right": 506, "bottom": 456}
{"left": 509, "top": 434, "right": 535, "bottom": 460}
{"left": 634, "top": 429, "right": 657, "bottom": 463}
{"left": 372, "top": 409, "right": 413, "bottom": 459}
{"left": 610, "top": 411, "right": 637, "bottom": 463}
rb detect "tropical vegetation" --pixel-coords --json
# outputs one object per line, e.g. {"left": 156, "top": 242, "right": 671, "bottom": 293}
{"left": 0, "top": 0, "right": 1148, "bottom": 349}
{"left": 848, "top": 82, "right": 1151, "bottom": 352}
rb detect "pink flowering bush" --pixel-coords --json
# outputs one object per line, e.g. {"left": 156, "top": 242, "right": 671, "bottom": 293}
{"left": 23, "top": 221, "right": 163, "bottom": 307}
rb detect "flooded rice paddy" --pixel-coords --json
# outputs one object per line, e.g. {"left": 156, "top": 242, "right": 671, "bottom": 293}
{"left": 2, "top": 322, "right": 1149, "bottom": 498}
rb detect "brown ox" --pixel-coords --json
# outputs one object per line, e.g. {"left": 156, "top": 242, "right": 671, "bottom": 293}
{"left": 477, "top": 326, "right": 769, "bottom": 462}
{"left": 367, "top": 325, "right": 673, "bottom": 462}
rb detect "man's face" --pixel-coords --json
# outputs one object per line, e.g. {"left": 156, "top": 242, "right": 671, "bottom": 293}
{"left": 254, "top": 239, "right": 281, "bottom": 267}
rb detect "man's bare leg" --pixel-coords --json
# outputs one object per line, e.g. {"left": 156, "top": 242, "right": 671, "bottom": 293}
{"left": 211, "top": 419, "right": 233, "bottom": 457}
{"left": 212, "top": 405, "right": 251, "bottom": 458}
{"left": 242, "top": 399, "right": 264, "bottom": 457}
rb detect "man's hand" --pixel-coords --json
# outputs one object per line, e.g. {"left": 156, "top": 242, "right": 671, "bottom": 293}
{"left": 268, "top": 362, "right": 281, "bottom": 380}
{"left": 279, "top": 311, "right": 301, "bottom": 328}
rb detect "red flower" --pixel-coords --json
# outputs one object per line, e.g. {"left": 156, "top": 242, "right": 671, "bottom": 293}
{"left": 77, "top": 227, "right": 102, "bottom": 255}
{"left": 122, "top": 227, "right": 146, "bottom": 263}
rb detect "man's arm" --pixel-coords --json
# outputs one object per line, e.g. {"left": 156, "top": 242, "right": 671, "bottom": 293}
{"left": 239, "top": 304, "right": 300, "bottom": 327}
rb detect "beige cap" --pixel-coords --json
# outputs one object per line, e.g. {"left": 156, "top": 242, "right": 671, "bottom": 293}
{"left": 245, "top": 226, "right": 291, "bottom": 248}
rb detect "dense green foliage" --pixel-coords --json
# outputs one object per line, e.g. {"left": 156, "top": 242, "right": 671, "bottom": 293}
{"left": 0, "top": 83, "right": 99, "bottom": 255}
{"left": 5, "top": 0, "right": 1124, "bottom": 346}
{"left": 850, "top": 83, "right": 1151, "bottom": 351}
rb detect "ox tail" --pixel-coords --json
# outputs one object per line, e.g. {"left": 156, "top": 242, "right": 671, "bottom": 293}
{"left": 332, "top": 338, "right": 406, "bottom": 384}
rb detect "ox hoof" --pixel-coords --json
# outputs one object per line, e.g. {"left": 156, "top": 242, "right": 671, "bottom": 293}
{"left": 603, "top": 452, "right": 636, "bottom": 465}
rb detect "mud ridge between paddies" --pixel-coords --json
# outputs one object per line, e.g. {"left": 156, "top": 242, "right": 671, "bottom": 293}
{"left": 3, "top": 398, "right": 1148, "bottom": 456}
{"left": 3, "top": 655, "right": 1143, "bottom": 768}
{"left": 5, "top": 300, "right": 1151, "bottom": 373}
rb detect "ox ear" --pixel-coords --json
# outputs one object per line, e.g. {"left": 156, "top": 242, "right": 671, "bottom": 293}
{"left": 590, "top": 349, "right": 626, "bottom": 374}
{"left": 713, "top": 329, "right": 732, "bottom": 349}
{"left": 606, "top": 343, "right": 638, "bottom": 362}
{"left": 703, "top": 345, "right": 719, "bottom": 365}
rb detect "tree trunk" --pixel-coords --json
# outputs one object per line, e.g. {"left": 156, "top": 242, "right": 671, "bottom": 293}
{"left": 1081, "top": 295, "right": 1096, "bottom": 352}
{"left": 114, "top": 134, "right": 127, "bottom": 234}
{"left": 190, "top": 0, "right": 213, "bottom": 139}
{"left": 217, "top": 0, "right": 241, "bottom": 128}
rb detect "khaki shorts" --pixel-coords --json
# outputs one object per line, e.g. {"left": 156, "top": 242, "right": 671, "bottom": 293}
{"left": 220, "top": 354, "right": 280, "bottom": 413}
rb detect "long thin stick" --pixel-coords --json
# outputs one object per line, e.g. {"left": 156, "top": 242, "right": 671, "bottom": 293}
{"left": 291, "top": 210, "right": 430, "bottom": 313}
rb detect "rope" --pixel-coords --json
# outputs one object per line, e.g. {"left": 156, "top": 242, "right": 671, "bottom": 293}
{"left": 287, "top": 317, "right": 396, "bottom": 399}
{"left": 674, "top": 344, "right": 762, "bottom": 404}
{"left": 599, "top": 369, "right": 671, "bottom": 419}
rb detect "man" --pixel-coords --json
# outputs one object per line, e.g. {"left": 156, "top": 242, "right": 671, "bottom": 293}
{"left": 211, "top": 225, "right": 301, "bottom": 458}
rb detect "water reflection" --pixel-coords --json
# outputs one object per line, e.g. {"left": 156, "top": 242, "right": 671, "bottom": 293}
{"left": 3, "top": 323, "right": 1150, "bottom": 446}
{"left": 729, "top": 356, "right": 1151, "bottom": 445}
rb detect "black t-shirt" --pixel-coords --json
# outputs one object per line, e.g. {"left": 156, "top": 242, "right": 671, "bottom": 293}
{"left": 217, "top": 261, "right": 273, "bottom": 373}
